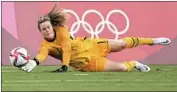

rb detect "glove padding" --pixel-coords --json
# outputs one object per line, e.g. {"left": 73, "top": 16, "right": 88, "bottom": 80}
{"left": 51, "top": 65, "right": 68, "bottom": 73}
{"left": 21, "top": 59, "right": 38, "bottom": 72}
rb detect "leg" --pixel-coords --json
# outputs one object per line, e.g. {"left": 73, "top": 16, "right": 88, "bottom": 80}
{"left": 108, "top": 39, "right": 126, "bottom": 52}
{"left": 104, "top": 59, "right": 128, "bottom": 72}
{"left": 80, "top": 56, "right": 150, "bottom": 72}
{"left": 104, "top": 59, "right": 150, "bottom": 72}
{"left": 108, "top": 37, "right": 171, "bottom": 52}
{"left": 79, "top": 57, "right": 129, "bottom": 72}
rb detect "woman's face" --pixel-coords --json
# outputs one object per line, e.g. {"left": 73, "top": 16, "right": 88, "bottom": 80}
{"left": 39, "top": 21, "right": 55, "bottom": 41}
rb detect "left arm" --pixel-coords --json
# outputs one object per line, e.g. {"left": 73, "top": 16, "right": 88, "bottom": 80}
{"left": 52, "top": 26, "right": 71, "bottom": 72}
{"left": 59, "top": 26, "right": 71, "bottom": 66}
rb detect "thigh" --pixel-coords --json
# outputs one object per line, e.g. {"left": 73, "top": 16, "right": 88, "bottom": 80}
{"left": 69, "top": 57, "right": 90, "bottom": 71}
{"left": 81, "top": 57, "right": 107, "bottom": 72}
{"left": 81, "top": 57, "right": 126, "bottom": 72}
{"left": 104, "top": 59, "right": 127, "bottom": 72}
{"left": 108, "top": 39, "right": 126, "bottom": 52}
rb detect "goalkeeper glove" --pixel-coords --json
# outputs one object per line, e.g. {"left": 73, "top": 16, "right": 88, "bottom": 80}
{"left": 51, "top": 65, "right": 68, "bottom": 73}
{"left": 21, "top": 58, "right": 39, "bottom": 72}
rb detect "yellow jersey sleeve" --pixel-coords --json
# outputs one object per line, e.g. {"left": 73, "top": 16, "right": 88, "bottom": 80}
{"left": 58, "top": 26, "right": 71, "bottom": 66}
{"left": 35, "top": 41, "right": 49, "bottom": 63}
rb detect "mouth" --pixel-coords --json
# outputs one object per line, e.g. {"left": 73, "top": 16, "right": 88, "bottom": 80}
{"left": 46, "top": 33, "right": 51, "bottom": 35}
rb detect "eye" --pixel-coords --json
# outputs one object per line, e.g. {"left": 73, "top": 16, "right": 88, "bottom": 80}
{"left": 42, "top": 28, "right": 46, "bottom": 31}
{"left": 47, "top": 26, "right": 50, "bottom": 29}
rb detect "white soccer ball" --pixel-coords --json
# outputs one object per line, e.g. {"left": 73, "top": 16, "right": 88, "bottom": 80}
{"left": 9, "top": 47, "right": 30, "bottom": 67}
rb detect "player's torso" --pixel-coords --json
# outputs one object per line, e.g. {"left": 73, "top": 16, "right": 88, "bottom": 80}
{"left": 41, "top": 28, "right": 90, "bottom": 59}
{"left": 42, "top": 27, "right": 108, "bottom": 60}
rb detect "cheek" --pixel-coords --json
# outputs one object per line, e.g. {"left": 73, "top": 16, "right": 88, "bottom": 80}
{"left": 41, "top": 31, "right": 47, "bottom": 36}
{"left": 50, "top": 32, "right": 55, "bottom": 37}
{"left": 50, "top": 29, "right": 54, "bottom": 34}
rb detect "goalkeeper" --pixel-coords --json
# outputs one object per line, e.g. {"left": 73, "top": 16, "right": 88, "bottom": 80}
{"left": 21, "top": 4, "right": 171, "bottom": 73}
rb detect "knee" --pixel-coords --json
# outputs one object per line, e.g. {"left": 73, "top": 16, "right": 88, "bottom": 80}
{"left": 109, "top": 40, "right": 126, "bottom": 52}
{"left": 122, "top": 67, "right": 128, "bottom": 72}
{"left": 117, "top": 63, "right": 128, "bottom": 72}
{"left": 114, "top": 40, "right": 126, "bottom": 51}
{"left": 117, "top": 39, "right": 126, "bottom": 48}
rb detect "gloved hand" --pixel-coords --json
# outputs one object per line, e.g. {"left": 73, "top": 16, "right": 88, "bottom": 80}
{"left": 51, "top": 65, "right": 68, "bottom": 73}
{"left": 21, "top": 58, "right": 39, "bottom": 72}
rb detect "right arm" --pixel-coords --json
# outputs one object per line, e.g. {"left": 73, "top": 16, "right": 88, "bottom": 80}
{"left": 22, "top": 42, "right": 49, "bottom": 72}
{"left": 35, "top": 46, "right": 49, "bottom": 64}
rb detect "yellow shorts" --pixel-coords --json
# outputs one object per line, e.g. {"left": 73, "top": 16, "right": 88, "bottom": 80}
{"left": 81, "top": 57, "right": 107, "bottom": 72}
{"left": 70, "top": 38, "right": 110, "bottom": 72}
{"left": 92, "top": 38, "right": 111, "bottom": 57}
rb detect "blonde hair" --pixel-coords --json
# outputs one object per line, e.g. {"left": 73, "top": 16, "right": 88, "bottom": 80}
{"left": 38, "top": 4, "right": 68, "bottom": 30}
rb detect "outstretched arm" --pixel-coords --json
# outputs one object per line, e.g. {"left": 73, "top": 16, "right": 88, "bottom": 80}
{"left": 35, "top": 46, "right": 49, "bottom": 63}
{"left": 21, "top": 43, "right": 49, "bottom": 72}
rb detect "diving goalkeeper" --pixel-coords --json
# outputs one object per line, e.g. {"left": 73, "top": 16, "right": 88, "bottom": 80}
{"left": 21, "top": 4, "right": 171, "bottom": 73}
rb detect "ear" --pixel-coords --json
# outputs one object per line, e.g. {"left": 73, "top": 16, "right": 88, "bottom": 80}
{"left": 53, "top": 26, "right": 56, "bottom": 29}
{"left": 38, "top": 26, "right": 41, "bottom": 32}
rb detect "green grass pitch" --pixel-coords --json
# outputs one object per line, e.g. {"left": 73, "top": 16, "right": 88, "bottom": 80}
{"left": 2, "top": 65, "right": 177, "bottom": 91}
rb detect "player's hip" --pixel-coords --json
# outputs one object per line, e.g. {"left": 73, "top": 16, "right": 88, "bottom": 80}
{"left": 71, "top": 37, "right": 111, "bottom": 57}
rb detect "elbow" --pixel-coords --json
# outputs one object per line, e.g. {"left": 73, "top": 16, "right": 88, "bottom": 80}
{"left": 62, "top": 48, "right": 71, "bottom": 54}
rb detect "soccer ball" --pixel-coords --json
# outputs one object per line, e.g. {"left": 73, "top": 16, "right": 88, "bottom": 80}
{"left": 9, "top": 47, "right": 30, "bottom": 67}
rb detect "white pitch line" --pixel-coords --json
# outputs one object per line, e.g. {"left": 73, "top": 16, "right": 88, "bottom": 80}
{"left": 166, "top": 66, "right": 177, "bottom": 67}
{"left": 134, "top": 79, "right": 174, "bottom": 81}
{"left": 80, "top": 83, "right": 177, "bottom": 86}
{"left": 4, "top": 80, "right": 62, "bottom": 83}
{"left": 2, "top": 67, "right": 16, "bottom": 68}
{"left": 73, "top": 74, "right": 90, "bottom": 76}
{"left": 162, "top": 69, "right": 174, "bottom": 71}
{"left": 150, "top": 84, "right": 177, "bottom": 86}
{"left": 116, "top": 83, "right": 177, "bottom": 86}
{"left": 2, "top": 84, "right": 49, "bottom": 86}
{"left": 2, "top": 71, "right": 20, "bottom": 72}
{"left": 2, "top": 83, "right": 177, "bottom": 86}
{"left": 3, "top": 79, "right": 176, "bottom": 83}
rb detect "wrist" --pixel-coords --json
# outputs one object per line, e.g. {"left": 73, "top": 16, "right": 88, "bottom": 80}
{"left": 33, "top": 58, "right": 40, "bottom": 65}
{"left": 62, "top": 64, "right": 68, "bottom": 66}
{"left": 61, "top": 65, "right": 68, "bottom": 68}
{"left": 61, "top": 65, "right": 68, "bottom": 71}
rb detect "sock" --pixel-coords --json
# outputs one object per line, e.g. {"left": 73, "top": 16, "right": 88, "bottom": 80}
{"left": 122, "top": 61, "right": 136, "bottom": 71}
{"left": 122, "top": 37, "right": 153, "bottom": 48}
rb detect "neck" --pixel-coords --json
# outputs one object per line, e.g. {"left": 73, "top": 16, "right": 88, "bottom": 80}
{"left": 45, "top": 30, "right": 56, "bottom": 42}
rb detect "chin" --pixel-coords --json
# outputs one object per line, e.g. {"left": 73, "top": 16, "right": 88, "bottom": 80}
{"left": 45, "top": 35, "right": 54, "bottom": 40}
{"left": 48, "top": 37, "right": 54, "bottom": 40}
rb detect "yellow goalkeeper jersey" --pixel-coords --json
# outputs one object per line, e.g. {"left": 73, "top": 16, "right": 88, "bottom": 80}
{"left": 35, "top": 26, "right": 72, "bottom": 66}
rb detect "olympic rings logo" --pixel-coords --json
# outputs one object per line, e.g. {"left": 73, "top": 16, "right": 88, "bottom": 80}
{"left": 63, "top": 9, "right": 130, "bottom": 40}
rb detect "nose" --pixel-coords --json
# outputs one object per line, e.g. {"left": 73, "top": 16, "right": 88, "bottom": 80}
{"left": 46, "top": 28, "right": 50, "bottom": 33}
